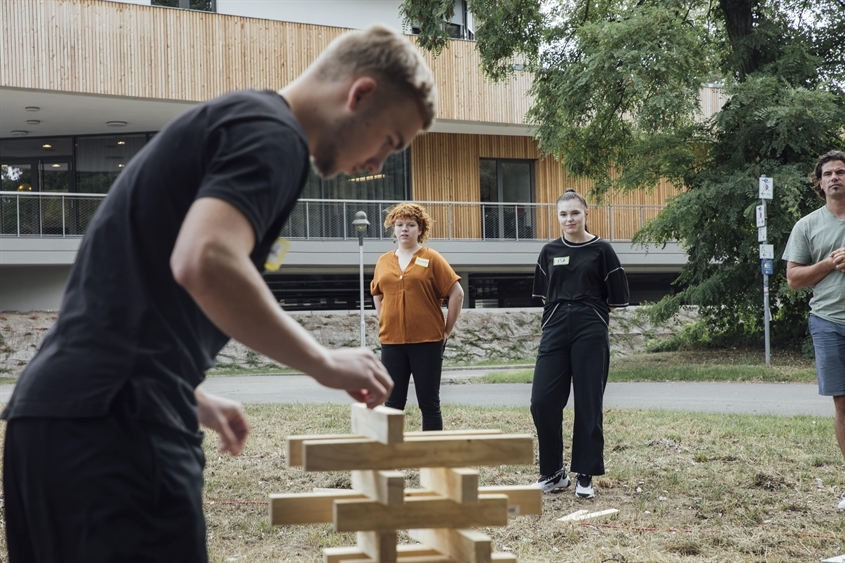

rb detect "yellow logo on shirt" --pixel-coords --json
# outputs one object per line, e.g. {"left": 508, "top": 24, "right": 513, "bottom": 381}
{"left": 553, "top": 256, "right": 570, "bottom": 266}
{"left": 264, "top": 238, "right": 291, "bottom": 272}
{"left": 415, "top": 257, "right": 430, "bottom": 267}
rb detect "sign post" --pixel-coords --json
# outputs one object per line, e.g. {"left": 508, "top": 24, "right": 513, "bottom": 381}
{"left": 758, "top": 176, "right": 773, "bottom": 367}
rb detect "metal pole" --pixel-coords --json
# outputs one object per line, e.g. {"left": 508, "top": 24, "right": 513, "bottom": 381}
{"left": 762, "top": 198, "right": 771, "bottom": 367}
{"left": 358, "top": 233, "right": 366, "bottom": 348}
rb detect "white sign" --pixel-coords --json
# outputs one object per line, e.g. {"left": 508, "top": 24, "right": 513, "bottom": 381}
{"left": 758, "top": 226, "right": 767, "bottom": 242}
{"left": 759, "top": 244, "right": 774, "bottom": 259}
{"left": 758, "top": 176, "right": 773, "bottom": 200}
{"left": 756, "top": 205, "right": 766, "bottom": 227}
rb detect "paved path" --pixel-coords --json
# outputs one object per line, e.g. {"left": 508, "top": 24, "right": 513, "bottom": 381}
{"left": 0, "top": 371, "right": 831, "bottom": 417}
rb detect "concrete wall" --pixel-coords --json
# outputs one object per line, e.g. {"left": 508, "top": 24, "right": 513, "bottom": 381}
{"left": 0, "top": 265, "right": 70, "bottom": 311}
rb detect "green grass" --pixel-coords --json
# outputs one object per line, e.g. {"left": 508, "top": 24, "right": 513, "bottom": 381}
{"left": 190, "top": 404, "right": 843, "bottom": 562}
{"left": 0, "top": 377, "right": 16, "bottom": 385}
{"left": 473, "top": 349, "right": 818, "bottom": 384}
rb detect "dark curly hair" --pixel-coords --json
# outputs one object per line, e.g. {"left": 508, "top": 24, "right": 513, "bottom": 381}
{"left": 810, "top": 150, "right": 845, "bottom": 200}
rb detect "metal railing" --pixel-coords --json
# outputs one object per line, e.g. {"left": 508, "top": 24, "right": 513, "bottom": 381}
{"left": 0, "top": 192, "right": 665, "bottom": 242}
{"left": 0, "top": 191, "right": 105, "bottom": 237}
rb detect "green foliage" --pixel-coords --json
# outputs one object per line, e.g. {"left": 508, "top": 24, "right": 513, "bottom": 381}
{"left": 406, "top": 0, "right": 845, "bottom": 348}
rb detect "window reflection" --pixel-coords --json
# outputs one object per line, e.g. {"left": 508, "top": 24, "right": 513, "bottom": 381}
{"left": 76, "top": 135, "right": 146, "bottom": 194}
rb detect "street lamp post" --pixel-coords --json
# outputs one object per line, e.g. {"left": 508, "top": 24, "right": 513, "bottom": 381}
{"left": 352, "top": 211, "right": 370, "bottom": 348}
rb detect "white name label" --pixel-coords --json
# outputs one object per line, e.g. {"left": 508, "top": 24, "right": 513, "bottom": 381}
{"left": 553, "top": 256, "right": 570, "bottom": 266}
{"left": 415, "top": 257, "right": 430, "bottom": 267}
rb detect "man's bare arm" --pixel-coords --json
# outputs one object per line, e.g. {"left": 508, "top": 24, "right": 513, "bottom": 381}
{"left": 786, "top": 259, "right": 836, "bottom": 290}
{"left": 172, "top": 197, "right": 392, "bottom": 405}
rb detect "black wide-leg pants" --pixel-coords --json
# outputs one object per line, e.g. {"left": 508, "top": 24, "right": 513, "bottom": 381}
{"left": 382, "top": 341, "right": 444, "bottom": 431}
{"left": 530, "top": 301, "right": 610, "bottom": 477}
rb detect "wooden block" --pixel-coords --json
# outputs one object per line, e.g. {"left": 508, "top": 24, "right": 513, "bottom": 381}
{"left": 352, "top": 470, "right": 405, "bottom": 506}
{"left": 477, "top": 486, "right": 542, "bottom": 516}
{"left": 269, "top": 490, "right": 362, "bottom": 525}
{"left": 491, "top": 553, "right": 517, "bottom": 562}
{"left": 333, "top": 494, "right": 509, "bottom": 532}
{"left": 286, "top": 430, "right": 502, "bottom": 468}
{"left": 409, "top": 528, "right": 491, "bottom": 563}
{"left": 351, "top": 403, "right": 405, "bottom": 444}
{"left": 303, "top": 434, "right": 534, "bottom": 471}
{"left": 557, "top": 508, "right": 619, "bottom": 522}
{"left": 286, "top": 434, "right": 366, "bottom": 467}
{"left": 357, "top": 531, "right": 397, "bottom": 563}
{"left": 323, "top": 546, "right": 444, "bottom": 563}
{"left": 419, "top": 468, "right": 478, "bottom": 504}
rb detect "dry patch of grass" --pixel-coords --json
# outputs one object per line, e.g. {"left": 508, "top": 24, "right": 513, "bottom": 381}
{"left": 197, "top": 404, "right": 843, "bottom": 563}
{"left": 0, "top": 403, "right": 840, "bottom": 562}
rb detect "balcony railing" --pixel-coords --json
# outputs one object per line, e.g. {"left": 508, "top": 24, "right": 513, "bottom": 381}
{"left": 0, "top": 192, "right": 664, "bottom": 242}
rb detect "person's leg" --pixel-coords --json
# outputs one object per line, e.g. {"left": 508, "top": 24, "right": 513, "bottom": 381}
{"left": 530, "top": 303, "right": 573, "bottom": 477}
{"left": 569, "top": 307, "right": 610, "bottom": 478}
{"left": 834, "top": 395, "right": 845, "bottom": 462}
{"left": 408, "top": 341, "right": 445, "bottom": 431}
{"left": 382, "top": 344, "right": 412, "bottom": 411}
{"left": 808, "top": 314, "right": 845, "bottom": 509}
{"left": 3, "top": 387, "right": 208, "bottom": 562}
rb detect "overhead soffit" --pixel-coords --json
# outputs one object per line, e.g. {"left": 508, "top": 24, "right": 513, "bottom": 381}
{"left": 0, "top": 88, "right": 534, "bottom": 140}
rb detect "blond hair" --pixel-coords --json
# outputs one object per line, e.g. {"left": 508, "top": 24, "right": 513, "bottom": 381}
{"left": 384, "top": 203, "right": 432, "bottom": 243}
{"left": 311, "top": 25, "right": 437, "bottom": 130}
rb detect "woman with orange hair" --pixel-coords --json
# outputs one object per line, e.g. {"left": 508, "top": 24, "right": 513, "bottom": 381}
{"left": 370, "top": 203, "right": 464, "bottom": 430}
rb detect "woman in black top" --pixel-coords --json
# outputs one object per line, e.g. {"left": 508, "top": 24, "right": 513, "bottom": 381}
{"left": 529, "top": 189, "right": 629, "bottom": 498}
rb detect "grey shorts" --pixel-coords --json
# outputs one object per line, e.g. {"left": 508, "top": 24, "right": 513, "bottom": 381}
{"left": 809, "top": 314, "right": 845, "bottom": 396}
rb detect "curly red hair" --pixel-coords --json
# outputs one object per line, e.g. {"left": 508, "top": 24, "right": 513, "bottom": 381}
{"left": 384, "top": 203, "right": 432, "bottom": 243}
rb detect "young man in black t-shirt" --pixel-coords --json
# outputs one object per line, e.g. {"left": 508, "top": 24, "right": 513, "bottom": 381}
{"left": 2, "top": 25, "right": 437, "bottom": 562}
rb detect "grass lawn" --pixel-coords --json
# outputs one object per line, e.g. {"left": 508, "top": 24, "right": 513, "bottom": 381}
{"left": 190, "top": 404, "right": 843, "bottom": 562}
{"left": 474, "top": 349, "right": 818, "bottom": 384}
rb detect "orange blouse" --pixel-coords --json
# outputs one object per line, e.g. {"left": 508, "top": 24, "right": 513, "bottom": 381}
{"left": 370, "top": 247, "right": 461, "bottom": 345}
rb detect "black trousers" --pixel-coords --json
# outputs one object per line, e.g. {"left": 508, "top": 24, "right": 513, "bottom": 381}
{"left": 3, "top": 386, "right": 207, "bottom": 563}
{"left": 530, "top": 302, "right": 609, "bottom": 477}
{"left": 381, "top": 341, "right": 444, "bottom": 431}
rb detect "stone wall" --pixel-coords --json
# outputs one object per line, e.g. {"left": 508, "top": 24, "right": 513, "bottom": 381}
{"left": 1, "top": 307, "right": 693, "bottom": 377}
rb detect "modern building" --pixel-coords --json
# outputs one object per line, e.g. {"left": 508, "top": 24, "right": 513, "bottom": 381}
{"left": 0, "top": 0, "right": 701, "bottom": 312}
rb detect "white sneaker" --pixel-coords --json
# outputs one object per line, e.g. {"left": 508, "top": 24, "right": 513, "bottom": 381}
{"left": 530, "top": 468, "right": 571, "bottom": 493}
{"left": 575, "top": 474, "right": 594, "bottom": 499}
{"left": 838, "top": 495, "right": 845, "bottom": 511}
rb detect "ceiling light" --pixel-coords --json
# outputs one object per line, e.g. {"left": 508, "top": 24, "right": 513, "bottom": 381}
{"left": 10, "top": 130, "right": 28, "bottom": 137}
{"left": 42, "top": 143, "right": 52, "bottom": 148}
{"left": 25, "top": 106, "right": 40, "bottom": 112}
{"left": 117, "top": 140, "right": 126, "bottom": 145}
{"left": 106, "top": 121, "right": 128, "bottom": 127}
{"left": 51, "top": 164, "right": 61, "bottom": 168}
{"left": 118, "top": 164, "right": 125, "bottom": 168}
{"left": 347, "top": 173, "right": 386, "bottom": 182}
{"left": 26, "top": 120, "right": 40, "bottom": 125}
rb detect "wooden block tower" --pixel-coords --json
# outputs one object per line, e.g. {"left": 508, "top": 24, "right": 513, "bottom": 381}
{"left": 270, "top": 403, "right": 541, "bottom": 563}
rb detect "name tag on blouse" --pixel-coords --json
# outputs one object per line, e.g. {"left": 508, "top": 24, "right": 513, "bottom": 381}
{"left": 415, "top": 257, "right": 430, "bottom": 267}
{"left": 553, "top": 256, "right": 570, "bottom": 266}
{"left": 265, "top": 237, "right": 291, "bottom": 272}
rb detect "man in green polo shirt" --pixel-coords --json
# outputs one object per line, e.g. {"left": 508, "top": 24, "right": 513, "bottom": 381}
{"left": 783, "top": 150, "right": 845, "bottom": 511}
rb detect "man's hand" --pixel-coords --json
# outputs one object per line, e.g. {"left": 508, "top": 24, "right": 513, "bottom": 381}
{"left": 313, "top": 348, "right": 394, "bottom": 409}
{"left": 831, "top": 247, "right": 845, "bottom": 272}
{"left": 195, "top": 387, "right": 250, "bottom": 455}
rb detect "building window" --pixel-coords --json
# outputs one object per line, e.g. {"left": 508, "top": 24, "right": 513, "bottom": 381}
{"left": 75, "top": 135, "right": 147, "bottom": 194}
{"left": 284, "top": 150, "right": 411, "bottom": 239}
{"left": 151, "top": 0, "right": 216, "bottom": 11}
{"left": 479, "top": 158, "right": 535, "bottom": 240}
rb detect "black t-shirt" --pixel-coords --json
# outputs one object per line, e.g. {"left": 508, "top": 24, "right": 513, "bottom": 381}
{"left": 532, "top": 236, "right": 630, "bottom": 325}
{"left": 2, "top": 89, "right": 309, "bottom": 433}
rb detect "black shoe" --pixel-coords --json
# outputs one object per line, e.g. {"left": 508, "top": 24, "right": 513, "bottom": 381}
{"left": 575, "top": 474, "right": 594, "bottom": 499}
{"left": 531, "top": 468, "right": 571, "bottom": 493}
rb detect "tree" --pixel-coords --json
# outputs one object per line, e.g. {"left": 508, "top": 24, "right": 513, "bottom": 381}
{"left": 403, "top": 0, "right": 845, "bottom": 348}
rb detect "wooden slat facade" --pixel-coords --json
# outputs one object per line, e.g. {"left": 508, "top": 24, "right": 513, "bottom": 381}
{"left": 1, "top": 0, "right": 532, "bottom": 124}
{"left": 410, "top": 133, "right": 680, "bottom": 240}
